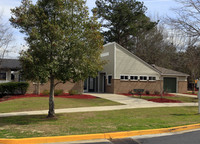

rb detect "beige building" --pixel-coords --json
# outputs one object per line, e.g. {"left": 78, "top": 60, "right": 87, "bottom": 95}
{"left": 84, "top": 42, "right": 189, "bottom": 94}
{"left": 2, "top": 43, "right": 188, "bottom": 94}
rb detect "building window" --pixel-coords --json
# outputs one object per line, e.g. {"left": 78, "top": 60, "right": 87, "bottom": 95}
{"left": 11, "top": 74, "right": 15, "bottom": 80}
{"left": 0, "top": 73, "right": 6, "bottom": 80}
{"left": 139, "top": 76, "right": 147, "bottom": 81}
{"left": 130, "top": 76, "right": 138, "bottom": 81}
{"left": 107, "top": 75, "right": 112, "bottom": 85}
{"left": 149, "top": 76, "right": 156, "bottom": 81}
{"left": 120, "top": 75, "right": 129, "bottom": 81}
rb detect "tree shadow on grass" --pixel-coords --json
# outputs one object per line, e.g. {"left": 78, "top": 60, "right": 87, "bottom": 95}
{"left": 170, "top": 113, "right": 199, "bottom": 116}
{"left": 0, "top": 114, "right": 62, "bottom": 126}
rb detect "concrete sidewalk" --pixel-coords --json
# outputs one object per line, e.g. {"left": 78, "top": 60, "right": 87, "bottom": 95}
{"left": 0, "top": 93, "right": 198, "bottom": 117}
{"left": 175, "top": 93, "right": 197, "bottom": 98}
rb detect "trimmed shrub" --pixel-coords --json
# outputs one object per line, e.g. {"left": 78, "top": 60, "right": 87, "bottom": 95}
{"left": 17, "top": 82, "right": 29, "bottom": 95}
{"left": 69, "top": 89, "right": 79, "bottom": 95}
{"left": 42, "top": 90, "right": 49, "bottom": 95}
{"left": 145, "top": 90, "right": 150, "bottom": 95}
{"left": 0, "top": 82, "right": 29, "bottom": 97}
{"left": 154, "top": 90, "right": 160, "bottom": 95}
{"left": 128, "top": 90, "right": 134, "bottom": 96}
{"left": 54, "top": 89, "right": 64, "bottom": 96}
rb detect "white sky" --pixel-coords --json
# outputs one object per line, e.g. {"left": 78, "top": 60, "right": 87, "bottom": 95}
{"left": 0, "top": 0, "right": 180, "bottom": 58}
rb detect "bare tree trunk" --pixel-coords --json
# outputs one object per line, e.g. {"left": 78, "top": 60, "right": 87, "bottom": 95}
{"left": 36, "top": 82, "right": 40, "bottom": 95}
{"left": 47, "top": 75, "right": 55, "bottom": 118}
{"left": 0, "top": 13, "right": 13, "bottom": 65}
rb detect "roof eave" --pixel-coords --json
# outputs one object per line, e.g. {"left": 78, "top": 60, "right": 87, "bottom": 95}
{"left": 161, "top": 74, "right": 190, "bottom": 77}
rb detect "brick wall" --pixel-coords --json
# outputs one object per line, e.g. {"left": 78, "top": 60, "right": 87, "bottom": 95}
{"left": 105, "top": 79, "right": 115, "bottom": 93}
{"left": 112, "top": 79, "right": 163, "bottom": 94}
{"left": 178, "top": 81, "right": 188, "bottom": 93}
{"left": 27, "top": 80, "right": 83, "bottom": 94}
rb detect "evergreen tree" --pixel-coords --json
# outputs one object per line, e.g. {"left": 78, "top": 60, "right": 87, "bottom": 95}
{"left": 10, "top": 0, "right": 104, "bottom": 118}
{"left": 94, "top": 0, "right": 156, "bottom": 49}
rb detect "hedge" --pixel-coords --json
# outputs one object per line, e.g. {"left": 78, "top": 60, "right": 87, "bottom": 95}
{"left": 0, "top": 82, "right": 29, "bottom": 97}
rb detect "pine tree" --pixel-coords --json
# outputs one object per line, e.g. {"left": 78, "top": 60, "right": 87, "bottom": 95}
{"left": 94, "top": 0, "right": 156, "bottom": 49}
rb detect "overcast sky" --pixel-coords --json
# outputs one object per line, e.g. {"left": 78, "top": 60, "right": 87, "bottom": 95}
{"left": 0, "top": 0, "right": 179, "bottom": 58}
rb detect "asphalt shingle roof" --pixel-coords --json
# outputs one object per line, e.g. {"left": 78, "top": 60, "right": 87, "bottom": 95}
{"left": 0, "top": 59, "right": 21, "bottom": 70}
{"left": 152, "top": 65, "right": 189, "bottom": 77}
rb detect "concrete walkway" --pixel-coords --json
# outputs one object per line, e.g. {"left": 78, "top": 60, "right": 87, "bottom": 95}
{"left": 86, "top": 93, "right": 156, "bottom": 105}
{"left": 0, "top": 93, "right": 198, "bottom": 118}
{"left": 175, "top": 93, "right": 197, "bottom": 98}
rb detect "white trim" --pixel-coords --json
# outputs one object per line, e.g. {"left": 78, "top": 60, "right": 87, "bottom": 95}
{"left": 139, "top": 75, "right": 148, "bottom": 81}
{"left": 0, "top": 80, "right": 11, "bottom": 83}
{"left": 107, "top": 74, "right": 112, "bottom": 85}
{"left": 6, "top": 70, "right": 11, "bottom": 81}
{"left": 120, "top": 74, "right": 129, "bottom": 81}
{"left": 114, "top": 43, "right": 117, "bottom": 79}
{"left": 130, "top": 75, "right": 139, "bottom": 81}
{"left": 103, "top": 42, "right": 116, "bottom": 47}
{"left": 33, "top": 82, "right": 42, "bottom": 85}
{"left": 100, "top": 52, "right": 109, "bottom": 57}
{"left": 161, "top": 74, "right": 189, "bottom": 77}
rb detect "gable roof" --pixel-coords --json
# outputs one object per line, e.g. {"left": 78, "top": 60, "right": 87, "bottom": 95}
{"left": 104, "top": 42, "right": 189, "bottom": 77}
{"left": 152, "top": 65, "right": 189, "bottom": 77}
{"left": 104, "top": 42, "right": 161, "bottom": 74}
{"left": 0, "top": 59, "right": 21, "bottom": 71}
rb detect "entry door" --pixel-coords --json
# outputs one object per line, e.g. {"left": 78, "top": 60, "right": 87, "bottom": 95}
{"left": 88, "top": 77, "right": 95, "bottom": 92}
{"left": 164, "top": 77, "right": 177, "bottom": 93}
{"left": 99, "top": 73, "right": 106, "bottom": 93}
{"left": 83, "top": 79, "right": 88, "bottom": 92}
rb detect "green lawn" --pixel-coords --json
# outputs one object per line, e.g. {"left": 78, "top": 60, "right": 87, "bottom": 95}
{"left": 129, "top": 95, "right": 198, "bottom": 103}
{"left": 0, "top": 107, "right": 200, "bottom": 138}
{"left": 0, "top": 97, "right": 121, "bottom": 113}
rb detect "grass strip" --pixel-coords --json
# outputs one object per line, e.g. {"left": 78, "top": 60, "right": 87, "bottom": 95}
{"left": 0, "top": 97, "right": 121, "bottom": 113}
{"left": 0, "top": 106, "right": 200, "bottom": 138}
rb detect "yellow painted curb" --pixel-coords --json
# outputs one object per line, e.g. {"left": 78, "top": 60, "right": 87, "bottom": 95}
{"left": 1, "top": 123, "right": 200, "bottom": 144}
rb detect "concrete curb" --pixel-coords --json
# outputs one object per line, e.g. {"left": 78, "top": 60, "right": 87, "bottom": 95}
{"left": 1, "top": 123, "right": 200, "bottom": 144}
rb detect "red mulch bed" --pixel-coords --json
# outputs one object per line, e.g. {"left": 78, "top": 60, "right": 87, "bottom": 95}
{"left": 0, "top": 93, "right": 97, "bottom": 103}
{"left": 147, "top": 98, "right": 182, "bottom": 103}
{"left": 121, "top": 93, "right": 175, "bottom": 97}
